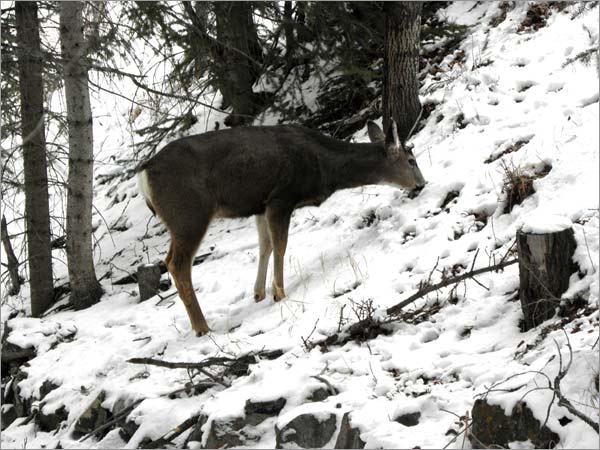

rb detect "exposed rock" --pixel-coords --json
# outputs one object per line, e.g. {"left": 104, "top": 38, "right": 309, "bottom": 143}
{"left": 1, "top": 404, "right": 17, "bottom": 431}
{"left": 119, "top": 418, "right": 139, "bottom": 444}
{"left": 203, "top": 416, "right": 261, "bottom": 449}
{"left": 186, "top": 414, "right": 208, "bottom": 446}
{"left": 334, "top": 412, "right": 365, "bottom": 449}
{"left": 11, "top": 369, "right": 31, "bottom": 417}
{"left": 275, "top": 412, "right": 337, "bottom": 448}
{"left": 1, "top": 340, "right": 36, "bottom": 369}
{"left": 244, "top": 397, "right": 286, "bottom": 425}
{"left": 307, "top": 386, "right": 332, "bottom": 402}
{"left": 471, "top": 399, "right": 560, "bottom": 449}
{"left": 395, "top": 411, "right": 421, "bottom": 427}
{"left": 35, "top": 404, "right": 68, "bottom": 432}
{"left": 113, "top": 398, "right": 140, "bottom": 443}
{"left": 307, "top": 379, "right": 338, "bottom": 402}
{"left": 39, "top": 380, "right": 60, "bottom": 400}
{"left": 72, "top": 391, "right": 111, "bottom": 439}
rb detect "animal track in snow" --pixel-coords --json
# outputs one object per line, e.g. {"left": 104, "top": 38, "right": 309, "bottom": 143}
{"left": 516, "top": 80, "right": 536, "bottom": 92}
{"left": 546, "top": 81, "right": 564, "bottom": 93}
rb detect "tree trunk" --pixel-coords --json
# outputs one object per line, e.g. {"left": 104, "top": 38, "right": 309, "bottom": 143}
{"left": 15, "top": 1, "right": 54, "bottom": 317}
{"left": 517, "top": 228, "right": 577, "bottom": 331}
{"left": 283, "top": 1, "right": 296, "bottom": 58}
{"left": 1, "top": 215, "right": 22, "bottom": 295}
{"left": 60, "top": 1, "right": 102, "bottom": 310}
{"left": 214, "top": 1, "right": 261, "bottom": 125}
{"left": 382, "top": 2, "right": 422, "bottom": 142}
{"left": 137, "top": 263, "right": 161, "bottom": 301}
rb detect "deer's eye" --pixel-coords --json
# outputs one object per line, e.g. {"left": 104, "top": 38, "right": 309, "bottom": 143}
{"left": 408, "top": 159, "right": 417, "bottom": 167}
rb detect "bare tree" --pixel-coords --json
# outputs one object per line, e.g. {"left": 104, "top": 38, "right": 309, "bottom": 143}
{"left": 60, "top": 1, "right": 102, "bottom": 309}
{"left": 382, "top": 2, "right": 423, "bottom": 141}
{"left": 15, "top": 1, "right": 54, "bottom": 317}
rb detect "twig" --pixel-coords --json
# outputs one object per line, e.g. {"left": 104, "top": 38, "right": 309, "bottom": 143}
{"left": 552, "top": 332, "right": 599, "bottom": 433}
{"left": 311, "top": 375, "right": 338, "bottom": 395}
{"left": 301, "top": 318, "right": 320, "bottom": 351}
{"left": 387, "top": 259, "right": 518, "bottom": 315}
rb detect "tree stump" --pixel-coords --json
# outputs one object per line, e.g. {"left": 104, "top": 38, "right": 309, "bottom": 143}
{"left": 517, "top": 227, "right": 577, "bottom": 331}
{"left": 137, "top": 263, "right": 161, "bottom": 301}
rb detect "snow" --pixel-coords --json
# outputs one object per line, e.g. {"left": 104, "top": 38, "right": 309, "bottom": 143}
{"left": 521, "top": 212, "right": 573, "bottom": 234}
{"left": 1, "top": 2, "right": 599, "bottom": 449}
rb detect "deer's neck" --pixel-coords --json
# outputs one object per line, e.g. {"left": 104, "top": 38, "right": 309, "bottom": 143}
{"left": 321, "top": 142, "right": 389, "bottom": 193}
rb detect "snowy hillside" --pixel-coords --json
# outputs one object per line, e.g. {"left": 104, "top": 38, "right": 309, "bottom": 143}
{"left": 2, "top": 2, "right": 599, "bottom": 449}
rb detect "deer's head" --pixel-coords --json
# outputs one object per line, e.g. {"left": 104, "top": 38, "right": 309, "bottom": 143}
{"left": 367, "top": 119, "right": 426, "bottom": 192}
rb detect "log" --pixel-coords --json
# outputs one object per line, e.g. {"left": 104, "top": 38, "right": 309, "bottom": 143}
{"left": 137, "top": 263, "right": 161, "bottom": 301}
{"left": 517, "top": 227, "right": 577, "bottom": 331}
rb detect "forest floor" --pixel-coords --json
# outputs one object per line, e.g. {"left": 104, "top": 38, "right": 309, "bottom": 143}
{"left": 1, "top": 2, "right": 599, "bottom": 449}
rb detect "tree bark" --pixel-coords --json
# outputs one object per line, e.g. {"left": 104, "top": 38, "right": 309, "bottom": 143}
{"left": 382, "top": 2, "right": 422, "bottom": 142}
{"left": 213, "top": 1, "right": 262, "bottom": 125}
{"left": 137, "top": 263, "right": 161, "bottom": 301}
{"left": 15, "top": 1, "right": 54, "bottom": 317}
{"left": 517, "top": 228, "right": 577, "bottom": 331}
{"left": 0, "top": 215, "right": 21, "bottom": 295}
{"left": 1, "top": 215, "right": 22, "bottom": 295}
{"left": 60, "top": 1, "right": 103, "bottom": 310}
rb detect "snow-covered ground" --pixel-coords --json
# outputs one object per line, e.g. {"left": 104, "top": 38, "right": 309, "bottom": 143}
{"left": 2, "top": 2, "right": 599, "bottom": 448}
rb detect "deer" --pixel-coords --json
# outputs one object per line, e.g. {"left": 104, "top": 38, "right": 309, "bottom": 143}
{"left": 137, "top": 119, "right": 426, "bottom": 336}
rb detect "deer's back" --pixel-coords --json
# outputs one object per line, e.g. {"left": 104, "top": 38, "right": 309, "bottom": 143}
{"left": 141, "top": 126, "right": 328, "bottom": 218}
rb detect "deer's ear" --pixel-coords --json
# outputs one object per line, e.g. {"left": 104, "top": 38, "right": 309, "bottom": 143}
{"left": 385, "top": 119, "right": 402, "bottom": 153}
{"left": 367, "top": 121, "right": 385, "bottom": 143}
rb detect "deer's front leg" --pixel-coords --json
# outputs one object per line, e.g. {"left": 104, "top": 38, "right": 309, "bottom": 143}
{"left": 265, "top": 206, "right": 291, "bottom": 302}
{"left": 253, "top": 215, "right": 272, "bottom": 302}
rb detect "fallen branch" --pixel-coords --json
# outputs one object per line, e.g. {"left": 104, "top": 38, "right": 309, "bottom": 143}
{"left": 127, "top": 350, "right": 283, "bottom": 388}
{"left": 386, "top": 258, "right": 518, "bottom": 316}
{"left": 80, "top": 399, "right": 144, "bottom": 442}
{"left": 127, "top": 356, "right": 234, "bottom": 370}
{"left": 142, "top": 414, "right": 201, "bottom": 449}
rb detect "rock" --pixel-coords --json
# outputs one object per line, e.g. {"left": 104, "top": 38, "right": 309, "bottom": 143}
{"left": 334, "top": 412, "right": 365, "bottom": 449}
{"left": 186, "top": 414, "right": 208, "bottom": 445}
{"left": 203, "top": 417, "right": 261, "bottom": 449}
{"left": 113, "top": 399, "right": 140, "bottom": 443}
{"left": 244, "top": 397, "right": 286, "bottom": 425}
{"left": 1, "top": 404, "right": 17, "bottom": 431}
{"left": 307, "top": 380, "right": 338, "bottom": 402}
{"left": 11, "top": 369, "right": 30, "bottom": 417}
{"left": 1, "top": 341, "right": 36, "bottom": 368}
{"left": 395, "top": 411, "right": 421, "bottom": 427}
{"left": 72, "top": 391, "right": 111, "bottom": 439}
{"left": 307, "top": 386, "right": 332, "bottom": 402}
{"left": 35, "top": 404, "right": 68, "bottom": 432}
{"left": 275, "top": 413, "right": 337, "bottom": 448}
{"left": 39, "top": 380, "right": 60, "bottom": 400}
{"left": 471, "top": 399, "right": 559, "bottom": 448}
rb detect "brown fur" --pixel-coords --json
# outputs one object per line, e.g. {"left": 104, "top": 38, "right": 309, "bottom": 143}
{"left": 138, "top": 121, "right": 425, "bottom": 335}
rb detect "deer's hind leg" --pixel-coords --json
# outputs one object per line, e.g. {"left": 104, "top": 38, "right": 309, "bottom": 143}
{"left": 265, "top": 205, "right": 292, "bottom": 302}
{"left": 254, "top": 214, "right": 272, "bottom": 302}
{"left": 161, "top": 208, "right": 212, "bottom": 336}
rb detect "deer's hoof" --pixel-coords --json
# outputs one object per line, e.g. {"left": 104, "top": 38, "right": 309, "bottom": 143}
{"left": 272, "top": 285, "right": 286, "bottom": 302}
{"left": 194, "top": 324, "right": 211, "bottom": 337}
{"left": 254, "top": 291, "right": 266, "bottom": 302}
